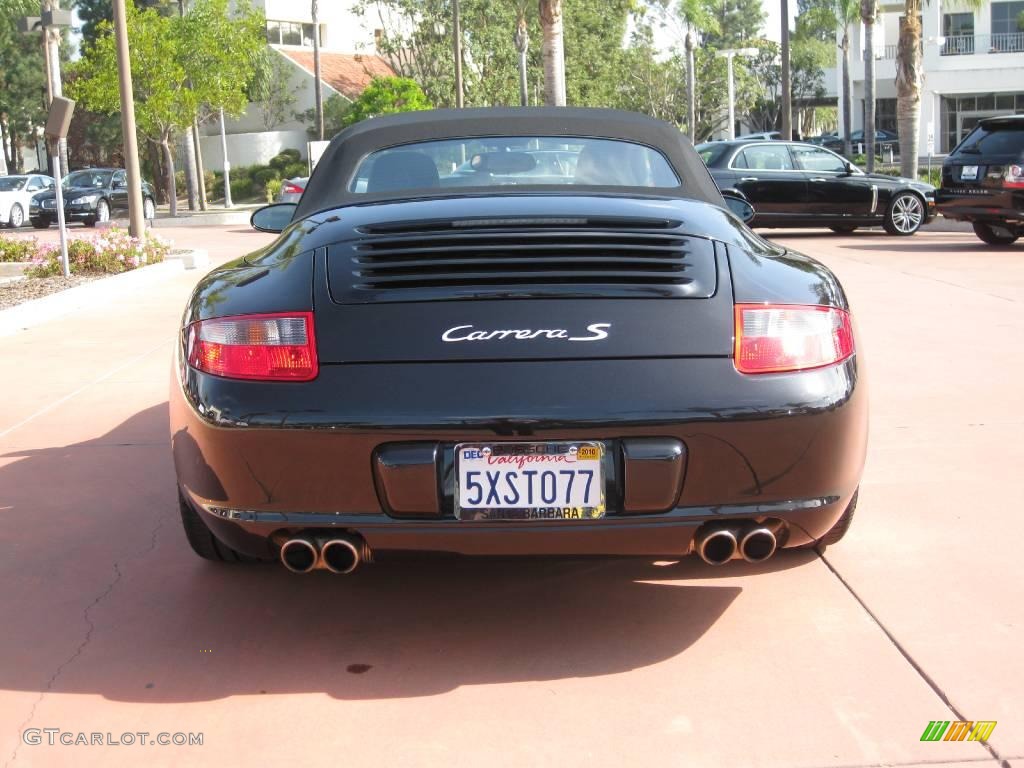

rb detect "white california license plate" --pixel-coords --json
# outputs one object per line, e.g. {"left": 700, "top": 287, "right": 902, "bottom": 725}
{"left": 455, "top": 441, "right": 605, "bottom": 521}
{"left": 960, "top": 165, "right": 979, "bottom": 180}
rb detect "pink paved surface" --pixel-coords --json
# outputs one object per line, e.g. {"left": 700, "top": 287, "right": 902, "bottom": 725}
{"left": 0, "top": 225, "right": 1019, "bottom": 768}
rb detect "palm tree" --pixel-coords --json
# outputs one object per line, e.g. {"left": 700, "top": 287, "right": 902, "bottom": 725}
{"left": 538, "top": 0, "right": 566, "bottom": 105}
{"left": 835, "top": 0, "right": 859, "bottom": 158}
{"left": 896, "top": 0, "right": 981, "bottom": 178}
{"left": 677, "top": 0, "right": 719, "bottom": 142}
{"left": 861, "top": 0, "right": 877, "bottom": 171}
{"left": 312, "top": 0, "right": 324, "bottom": 140}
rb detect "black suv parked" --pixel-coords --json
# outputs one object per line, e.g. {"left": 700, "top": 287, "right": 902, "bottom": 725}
{"left": 29, "top": 168, "right": 157, "bottom": 228}
{"left": 937, "top": 115, "right": 1024, "bottom": 245}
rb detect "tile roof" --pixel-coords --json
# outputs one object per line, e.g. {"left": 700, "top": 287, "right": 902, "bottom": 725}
{"left": 278, "top": 49, "right": 396, "bottom": 101}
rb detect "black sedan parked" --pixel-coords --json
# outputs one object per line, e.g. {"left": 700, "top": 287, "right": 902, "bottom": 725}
{"left": 171, "top": 108, "right": 866, "bottom": 575}
{"left": 30, "top": 168, "right": 157, "bottom": 228}
{"left": 698, "top": 140, "right": 935, "bottom": 235}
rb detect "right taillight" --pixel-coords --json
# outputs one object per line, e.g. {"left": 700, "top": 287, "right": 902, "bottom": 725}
{"left": 282, "top": 182, "right": 305, "bottom": 194}
{"left": 734, "top": 304, "right": 854, "bottom": 374}
{"left": 1005, "top": 165, "right": 1024, "bottom": 189}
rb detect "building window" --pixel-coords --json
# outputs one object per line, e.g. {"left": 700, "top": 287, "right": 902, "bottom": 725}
{"left": 940, "top": 91, "right": 1024, "bottom": 152}
{"left": 942, "top": 12, "right": 974, "bottom": 54}
{"left": 266, "top": 20, "right": 322, "bottom": 48}
{"left": 990, "top": 2, "right": 1024, "bottom": 51}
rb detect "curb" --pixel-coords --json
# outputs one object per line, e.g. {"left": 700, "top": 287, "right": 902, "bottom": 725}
{"left": 0, "top": 258, "right": 186, "bottom": 337}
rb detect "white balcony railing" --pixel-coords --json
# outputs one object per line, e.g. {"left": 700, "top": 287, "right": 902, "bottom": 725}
{"left": 941, "top": 32, "right": 1024, "bottom": 56}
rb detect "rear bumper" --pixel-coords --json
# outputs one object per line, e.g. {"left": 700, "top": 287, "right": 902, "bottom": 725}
{"left": 171, "top": 354, "right": 867, "bottom": 559}
{"left": 936, "top": 191, "right": 1024, "bottom": 223}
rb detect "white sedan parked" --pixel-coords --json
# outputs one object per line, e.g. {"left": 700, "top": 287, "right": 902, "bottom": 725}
{"left": 0, "top": 174, "right": 55, "bottom": 228}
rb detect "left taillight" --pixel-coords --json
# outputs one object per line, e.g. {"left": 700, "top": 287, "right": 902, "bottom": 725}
{"left": 185, "top": 312, "right": 318, "bottom": 381}
{"left": 734, "top": 303, "right": 854, "bottom": 374}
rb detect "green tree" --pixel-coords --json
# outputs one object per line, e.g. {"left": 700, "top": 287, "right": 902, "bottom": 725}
{"left": 0, "top": 0, "right": 48, "bottom": 172}
{"left": 700, "top": 0, "right": 765, "bottom": 46}
{"left": 71, "top": 0, "right": 264, "bottom": 215}
{"left": 73, "top": 0, "right": 178, "bottom": 49}
{"left": 250, "top": 49, "right": 306, "bottom": 131}
{"left": 70, "top": 5, "right": 194, "bottom": 214}
{"left": 340, "top": 76, "right": 432, "bottom": 127}
{"left": 363, "top": 0, "right": 631, "bottom": 108}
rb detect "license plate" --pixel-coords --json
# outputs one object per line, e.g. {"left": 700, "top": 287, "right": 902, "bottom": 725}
{"left": 960, "top": 165, "right": 979, "bottom": 180}
{"left": 455, "top": 441, "right": 605, "bottom": 521}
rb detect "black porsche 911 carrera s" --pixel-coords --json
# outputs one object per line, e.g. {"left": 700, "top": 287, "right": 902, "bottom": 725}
{"left": 171, "top": 108, "right": 866, "bottom": 574}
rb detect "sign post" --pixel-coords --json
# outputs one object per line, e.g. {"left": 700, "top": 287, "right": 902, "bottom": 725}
{"left": 44, "top": 95, "right": 75, "bottom": 278}
{"left": 926, "top": 120, "right": 935, "bottom": 179}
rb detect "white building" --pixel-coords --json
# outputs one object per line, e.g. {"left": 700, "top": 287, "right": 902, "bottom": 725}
{"left": 200, "top": 1, "right": 394, "bottom": 169}
{"left": 831, "top": 0, "right": 1024, "bottom": 156}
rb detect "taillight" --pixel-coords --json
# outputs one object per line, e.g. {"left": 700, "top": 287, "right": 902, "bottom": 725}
{"left": 185, "top": 312, "right": 317, "bottom": 381}
{"left": 282, "top": 182, "right": 304, "bottom": 194}
{"left": 1005, "top": 165, "right": 1024, "bottom": 189}
{"left": 734, "top": 304, "right": 854, "bottom": 374}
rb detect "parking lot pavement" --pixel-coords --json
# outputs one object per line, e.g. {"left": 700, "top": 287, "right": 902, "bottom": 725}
{"left": 0, "top": 226, "right": 1019, "bottom": 768}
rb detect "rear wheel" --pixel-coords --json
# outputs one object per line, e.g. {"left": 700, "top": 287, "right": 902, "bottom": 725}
{"left": 8, "top": 204, "right": 24, "bottom": 228}
{"left": 972, "top": 221, "right": 1019, "bottom": 246}
{"left": 829, "top": 225, "right": 857, "bottom": 234}
{"left": 178, "top": 490, "right": 267, "bottom": 563}
{"left": 815, "top": 489, "right": 858, "bottom": 550}
{"left": 883, "top": 192, "right": 924, "bottom": 236}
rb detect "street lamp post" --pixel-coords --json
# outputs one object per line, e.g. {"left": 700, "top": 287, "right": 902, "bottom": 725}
{"left": 715, "top": 48, "right": 757, "bottom": 140}
{"left": 18, "top": 5, "right": 71, "bottom": 176}
{"left": 112, "top": 0, "right": 146, "bottom": 237}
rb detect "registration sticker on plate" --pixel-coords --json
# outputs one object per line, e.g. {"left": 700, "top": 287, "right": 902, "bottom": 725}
{"left": 960, "top": 165, "right": 979, "bottom": 180}
{"left": 455, "top": 441, "right": 605, "bottom": 521}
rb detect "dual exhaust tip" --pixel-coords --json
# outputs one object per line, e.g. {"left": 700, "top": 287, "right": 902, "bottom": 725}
{"left": 695, "top": 524, "right": 777, "bottom": 565}
{"left": 279, "top": 534, "right": 367, "bottom": 574}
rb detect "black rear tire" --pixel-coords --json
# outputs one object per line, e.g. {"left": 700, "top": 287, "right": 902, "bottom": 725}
{"left": 816, "top": 489, "right": 858, "bottom": 550}
{"left": 178, "top": 490, "right": 267, "bottom": 563}
{"left": 972, "top": 221, "right": 1019, "bottom": 246}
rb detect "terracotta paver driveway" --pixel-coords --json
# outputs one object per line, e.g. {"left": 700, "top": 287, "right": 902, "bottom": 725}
{"left": 0, "top": 225, "right": 1020, "bottom": 768}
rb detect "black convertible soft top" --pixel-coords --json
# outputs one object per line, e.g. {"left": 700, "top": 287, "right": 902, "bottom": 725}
{"left": 295, "top": 107, "right": 723, "bottom": 217}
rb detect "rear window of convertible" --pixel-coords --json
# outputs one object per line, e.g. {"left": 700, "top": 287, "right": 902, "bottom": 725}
{"left": 348, "top": 136, "right": 681, "bottom": 194}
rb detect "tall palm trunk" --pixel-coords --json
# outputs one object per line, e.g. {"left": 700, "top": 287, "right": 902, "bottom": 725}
{"left": 861, "top": 0, "right": 877, "bottom": 171}
{"left": 514, "top": 6, "right": 529, "bottom": 107}
{"left": 686, "top": 30, "right": 696, "bottom": 141}
{"left": 896, "top": 0, "right": 922, "bottom": 178}
{"left": 841, "top": 25, "right": 852, "bottom": 158}
{"left": 539, "top": 0, "right": 566, "bottom": 106}
{"left": 312, "top": 0, "right": 324, "bottom": 140}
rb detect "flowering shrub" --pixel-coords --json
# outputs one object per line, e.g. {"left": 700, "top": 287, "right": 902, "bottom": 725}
{"left": 24, "top": 228, "right": 171, "bottom": 278}
{"left": 0, "top": 237, "right": 37, "bottom": 263}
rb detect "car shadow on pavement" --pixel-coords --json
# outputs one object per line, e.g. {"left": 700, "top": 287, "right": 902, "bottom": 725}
{"left": 0, "top": 403, "right": 819, "bottom": 703}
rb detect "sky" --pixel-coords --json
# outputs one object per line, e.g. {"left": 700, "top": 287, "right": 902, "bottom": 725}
{"left": 764, "top": 0, "right": 799, "bottom": 44}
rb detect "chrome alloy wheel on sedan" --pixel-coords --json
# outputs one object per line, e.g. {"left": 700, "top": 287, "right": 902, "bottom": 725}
{"left": 884, "top": 192, "right": 924, "bottom": 236}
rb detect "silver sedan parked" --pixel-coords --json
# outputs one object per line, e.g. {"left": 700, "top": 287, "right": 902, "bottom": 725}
{"left": 275, "top": 177, "right": 308, "bottom": 204}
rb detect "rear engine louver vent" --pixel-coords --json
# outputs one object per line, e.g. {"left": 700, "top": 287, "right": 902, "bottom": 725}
{"left": 327, "top": 217, "right": 717, "bottom": 302}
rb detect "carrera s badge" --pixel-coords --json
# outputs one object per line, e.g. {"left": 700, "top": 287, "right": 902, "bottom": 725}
{"left": 441, "top": 323, "right": 611, "bottom": 342}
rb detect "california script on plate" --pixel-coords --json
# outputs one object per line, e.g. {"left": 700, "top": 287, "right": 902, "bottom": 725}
{"left": 455, "top": 442, "right": 605, "bottom": 521}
